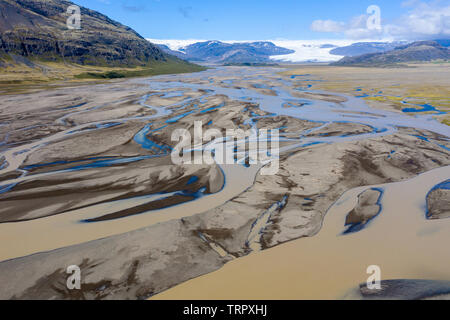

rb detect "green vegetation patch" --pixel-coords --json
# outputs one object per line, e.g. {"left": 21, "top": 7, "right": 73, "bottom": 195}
{"left": 75, "top": 60, "right": 206, "bottom": 80}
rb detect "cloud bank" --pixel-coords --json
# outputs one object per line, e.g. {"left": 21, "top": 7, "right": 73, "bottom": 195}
{"left": 311, "top": 1, "right": 450, "bottom": 40}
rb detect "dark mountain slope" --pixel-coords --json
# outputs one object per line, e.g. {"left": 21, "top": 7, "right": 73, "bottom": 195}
{"left": 0, "top": 0, "right": 185, "bottom": 67}
{"left": 332, "top": 41, "right": 450, "bottom": 66}
{"left": 330, "top": 41, "right": 408, "bottom": 57}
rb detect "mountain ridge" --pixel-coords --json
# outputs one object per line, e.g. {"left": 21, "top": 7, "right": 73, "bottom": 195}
{"left": 330, "top": 41, "right": 409, "bottom": 57}
{"left": 0, "top": 0, "right": 194, "bottom": 68}
{"left": 157, "top": 40, "right": 295, "bottom": 64}
{"left": 332, "top": 41, "right": 450, "bottom": 66}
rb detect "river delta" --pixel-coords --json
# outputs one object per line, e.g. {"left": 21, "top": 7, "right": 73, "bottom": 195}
{"left": 0, "top": 66, "right": 449, "bottom": 299}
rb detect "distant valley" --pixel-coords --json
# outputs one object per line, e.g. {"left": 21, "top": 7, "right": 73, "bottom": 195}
{"left": 152, "top": 39, "right": 450, "bottom": 66}
{"left": 1, "top": 0, "right": 449, "bottom": 81}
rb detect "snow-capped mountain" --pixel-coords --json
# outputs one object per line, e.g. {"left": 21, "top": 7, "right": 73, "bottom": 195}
{"left": 148, "top": 39, "right": 416, "bottom": 63}
{"left": 151, "top": 40, "right": 294, "bottom": 64}
{"left": 148, "top": 39, "right": 357, "bottom": 63}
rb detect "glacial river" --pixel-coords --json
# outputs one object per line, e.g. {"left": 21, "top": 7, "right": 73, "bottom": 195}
{"left": 0, "top": 67, "right": 449, "bottom": 298}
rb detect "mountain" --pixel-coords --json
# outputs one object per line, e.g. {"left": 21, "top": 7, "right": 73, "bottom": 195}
{"left": 157, "top": 40, "right": 295, "bottom": 64}
{"left": 155, "top": 44, "right": 187, "bottom": 60}
{"left": 332, "top": 41, "right": 450, "bottom": 66}
{"left": 0, "top": 0, "right": 197, "bottom": 70}
{"left": 320, "top": 44, "right": 338, "bottom": 49}
{"left": 434, "top": 39, "right": 450, "bottom": 47}
{"left": 330, "top": 41, "right": 408, "bottom": 57}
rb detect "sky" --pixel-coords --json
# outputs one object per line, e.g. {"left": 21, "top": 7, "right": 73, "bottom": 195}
{"left": 72, "top": 0, "right": 450, "bottom": 41}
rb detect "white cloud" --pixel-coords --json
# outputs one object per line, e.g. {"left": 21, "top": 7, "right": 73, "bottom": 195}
{"left": 311, "top": 1, "right": 450, "bottom": 40}
{"left": 398, "top": 2, "right": 450, "bottom": 37}
{"left": 311, "top": 14, "right": 385, "bottom": 40}
{"left": 310, "top": 20, "right": 345, "bottom": 33}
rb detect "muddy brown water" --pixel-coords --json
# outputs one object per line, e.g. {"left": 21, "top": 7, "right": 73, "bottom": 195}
{"left": 153, "top": 166, "right": 450, "bottom": 299}
{"left": 0, "top": 67, "right": 449, "bottom": 299}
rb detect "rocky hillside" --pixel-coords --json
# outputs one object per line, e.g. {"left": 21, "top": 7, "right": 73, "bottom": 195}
{"left": 330, "top": 41, "right": 408, "bottom": 57}
{"left": 332, "top": 41, "right": 450, "bottom": 66}
{"left": 0, "top": 0, "right": 182, "bottom": 67}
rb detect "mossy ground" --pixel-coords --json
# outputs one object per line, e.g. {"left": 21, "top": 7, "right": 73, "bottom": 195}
{"left": 281, "top": 63, "right": 450, "bottom": 125}
{"left": 74, "top": 61, "right": 206, "bottom": 79}
{"left": 0, "top": 59, "right": 206, "bottom": 94}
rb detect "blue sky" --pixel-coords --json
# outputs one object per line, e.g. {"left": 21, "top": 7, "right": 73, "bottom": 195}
{"left": 72, "top": 0, "right": 450, "bottom": 40}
